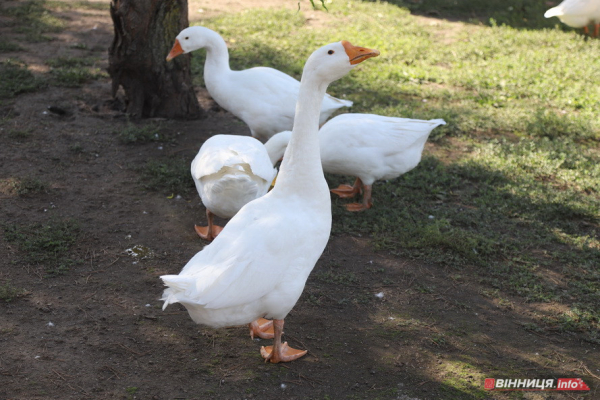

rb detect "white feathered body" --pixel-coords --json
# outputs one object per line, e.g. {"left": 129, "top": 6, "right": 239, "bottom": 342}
{"left": 265, "top": 114, "right": 446, "bottom": 186}
{"left": 161, "top": 187, "right": 331, "bottom": 327}
{"left": 544, "top": 0, "right": 600, "bottom": 27}
{"left": 191, "top": 135, "right": 277, "bottom": 219}
{"left": 319, "top": 114, "right": 446, "bottom": 185}
{"left": 206, "top": 66, "right": 352, "bottom": 143}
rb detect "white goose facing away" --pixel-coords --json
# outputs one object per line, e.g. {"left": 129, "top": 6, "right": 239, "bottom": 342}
{"left": 161, "top": 41, "right": 379, "bottom": 363}
{"left": 265, "top": 114, "right": 446, "bottom": 211}
{"left": 544, "top": 0, "right": 600, "bottom": 36}
{"left": 191, "top": 134, "right": 277, "bottom": 241}
{"left": 166, "top": 26, "right": 353, "bottom": 142}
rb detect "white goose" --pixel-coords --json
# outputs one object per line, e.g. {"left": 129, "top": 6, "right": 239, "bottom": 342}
{"left": 166, "top": 26, "right": 353, "bottom": 142}
{"left": 544, "top": 0, "right": 600, "bottom": 36}
{"left": 191, "top": 134, "right": 277, "bottom": 241}
{"left": 265, "top": 114, "right": 445, "bottom": 211}
{"left": 161, "top": 41, "right": 379, "bottom": 363}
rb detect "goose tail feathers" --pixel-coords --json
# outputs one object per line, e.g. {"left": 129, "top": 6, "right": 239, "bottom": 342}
{"left": 160, "top": 274, "right": 194, "bottom": 310}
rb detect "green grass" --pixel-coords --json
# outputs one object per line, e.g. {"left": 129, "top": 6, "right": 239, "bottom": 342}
{"left": 0, "top": 42, "right": 23, "bottom": 53}
{"left": 192, "top": 1, "right": 600, "bottom": 340}
{"left": 117, "top": 123, "right": 162, "bottom": 144}
{"left": 0, "top": 282, "right": 26, "bottom": 302}
{"left": 46, "top": 57, "right": 106, "bottom": 87}
{"left": 4, "top": 218, "right": 81, "bottom": 277}
{"left": 140, "top": 158, "right": 195, "bottom": 195}
{"left": 11, "top": 177, "right": 48, "bottom": 196}
{"left": 0, "top": 1, "right": 67, "bottom": 42}
{"left": 0, "top": 60, "right": 44, "bottom": 99}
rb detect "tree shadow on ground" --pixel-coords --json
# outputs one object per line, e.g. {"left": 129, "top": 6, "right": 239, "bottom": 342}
{"left": 363, "top": 0, "right": 589, "bottom": 33}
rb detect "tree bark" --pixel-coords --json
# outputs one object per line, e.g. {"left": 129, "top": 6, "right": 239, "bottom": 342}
{"left": 108, "top": 0, "right": 204, "bottom": 119}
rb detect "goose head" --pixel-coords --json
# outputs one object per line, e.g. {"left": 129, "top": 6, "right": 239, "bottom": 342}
{"left": 301, "top": 40, "right": 380, "bottom": 85}
{"left": 167, "top": 26, "right": 219, "bottom": 61}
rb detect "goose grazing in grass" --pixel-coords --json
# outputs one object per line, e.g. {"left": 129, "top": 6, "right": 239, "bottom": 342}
{"left": 161, "top": 40, "right": 379, "bottom": 363}
{"left": 191, "top": 134, "right": 277, "bottom": 241}
{"left": 265, "top": 114, "right": 445, "bottom": 212}
{"left": 544, "top": 0, "right": 600, "bottom": 36}
{"left": 166, "top": 26, "right": 353, "bottom": 142}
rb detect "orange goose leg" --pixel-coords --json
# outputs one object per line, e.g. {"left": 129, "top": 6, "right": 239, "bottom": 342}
{"left": 330, "top": 177, "right": 362, "bottom": 198}
{"left": 194, "top": 209, "right": 223, "bottom": 242}
{"left": 345, "top": 184, "right": 373, "bottom": 212}
{"left": 249, "top": 318, "right": 274, "bottom": 340}
{"left": 594, "top": 23, "right": 599, "bottom": 38}
{"left": 260, "top": 319, "right": 307, "bottom": 363}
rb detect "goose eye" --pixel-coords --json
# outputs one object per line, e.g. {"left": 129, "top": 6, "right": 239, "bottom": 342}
{"left": 185, "top": 36, "right": 189, "bottom": 40}
{"left": 327, "top": 50, "right": 334, "bottom": 55}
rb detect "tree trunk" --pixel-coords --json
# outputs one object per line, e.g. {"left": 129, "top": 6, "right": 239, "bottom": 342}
{"left": 108, "top": 0, "right": 204, "bottom": 119}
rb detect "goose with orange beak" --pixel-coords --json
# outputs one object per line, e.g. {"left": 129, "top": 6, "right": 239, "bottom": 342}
{"left": 161, "top": 40, "right": 378, "bottom": 363}
{"left": 165, "top": 26, "right": 355, "bottom": 142}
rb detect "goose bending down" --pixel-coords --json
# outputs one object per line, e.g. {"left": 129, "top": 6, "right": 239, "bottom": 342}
{"left": 544, "top": 0, "right": 600, "bottom": 36}
{"left": 166, "top": 26, "right": 353, "bottom": 142}
{"left": 161, "top": 41, "right": 379, "bottom": 363}
{"left": 191, "top": 135, "right": 277, "bottom": 241}
{"left": 265, "top": 114, "right": 445, "bottom": 212}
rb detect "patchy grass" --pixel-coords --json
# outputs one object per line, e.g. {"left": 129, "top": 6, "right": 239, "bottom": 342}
{"left": 3, "top": 218, "right": 81, "bottom": 277}
{"left": 0, "top": 60, "right": 44, "bottom": 99}
{"left": 6, "top": 128, "right": 33, "bottom": 140}
{"left": 117, "top": 123, "right": 162, "bottom": 144}
{"left": 0, "top": 41, "right": 24, "bottom": 53}
{"left": 45, "top": 1, "right": 109, "bottom": 11}
{"left": 10, "top": 176, "right": 48, "bottom": 196}
{"left": 0, "top": 0, "right": 66, "bottom": 42}
{"left": 0, "top": 282, "right": 26, "bottom": 302}
{"left": 46, "top": 57, "right": 106, "bottom": 87}
{"left": 194, "top": 1, "right": 600, "bottom": 341}
{"left": 139, "top": 158, "right": 194, "bottom": 195}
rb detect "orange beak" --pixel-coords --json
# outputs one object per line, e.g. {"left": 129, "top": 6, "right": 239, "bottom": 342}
{"left": 166, "top": 39, "right": 184, "bottom": 62}
{"left": 341, "top": 40, "right": 380, "bottom": 65}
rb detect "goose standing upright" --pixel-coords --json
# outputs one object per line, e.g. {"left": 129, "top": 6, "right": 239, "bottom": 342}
{"left": 265, "top": 114, "right": 445, "bottom": 211}
{"left": 161, "top": 41, "right": 379, "bottom": 363}
{"left": 544, "top": 0, "right": 600, "bottom": 37}
{"left": 191, "top": 135, "right": 277, "bottom": 241}
{"left": 166, "top": 26, "right": 353, "bottom": 142}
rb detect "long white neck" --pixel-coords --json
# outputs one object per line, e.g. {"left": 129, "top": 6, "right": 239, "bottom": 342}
{"left": 201, "top": 30, "right": 232, "bottom": 80}
{"left": 272, "top": 74, "right": 329, "bottom": 198}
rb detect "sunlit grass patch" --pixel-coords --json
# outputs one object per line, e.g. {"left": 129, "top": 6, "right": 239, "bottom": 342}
{"left": 1, "top": 1, "right": 67, "bottom": 42}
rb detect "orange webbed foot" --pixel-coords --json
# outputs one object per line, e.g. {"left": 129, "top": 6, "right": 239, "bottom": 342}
{"left": 344, "top": 202, "right": 372, "bottom": 212}
{"left": 194, "top": 224, "right": 223, "bottom": 241}
{"left": 260, "top": 342, "right": 307, "bottom": 363}
{"left": 330, "top": 184, "right": 360, "bottom": 198}
{"left": 249, "top": 318, "right": 274, "bottom": 340}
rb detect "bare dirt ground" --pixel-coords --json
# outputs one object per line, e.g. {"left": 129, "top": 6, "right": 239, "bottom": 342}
{"left": 0, "top": 1, "right": 598, "bottom": 399}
